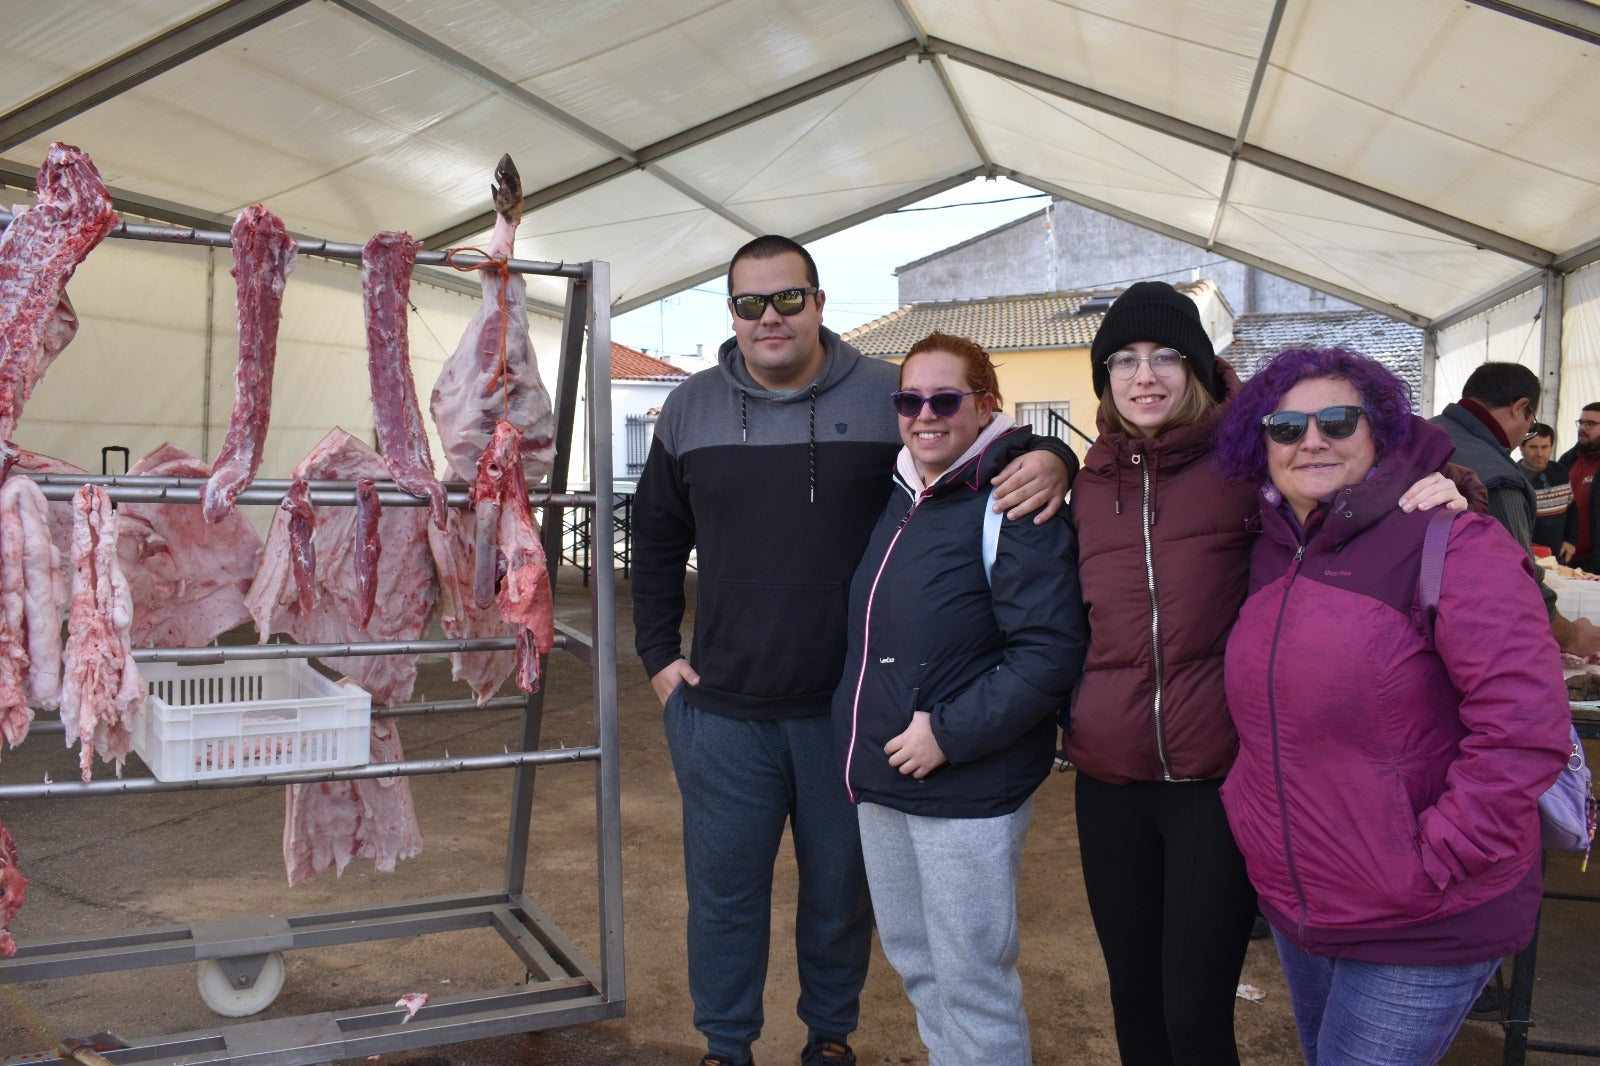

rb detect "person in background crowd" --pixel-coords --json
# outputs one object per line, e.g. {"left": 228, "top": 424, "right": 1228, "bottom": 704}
{"left": 1429, "top": 365, "right": 1600, "bottom": 656}
{"left": 1560, "top": 402, "right": 1600, "bottom": 572}
{"left": 1065, "top": 283, "right": 1468, "bottom": 1066}
{"left": 631, "top": 235, "right": 1074, "bottom": 1066}
{"left": 834, "top": 332, "right": 1088, "bottom": 1066}
{"left": 1215, "top": 347, "right": 1570, "bottom": 1065}
{"left": 1516, "top": 422, "right": 1577, "bottom": 559}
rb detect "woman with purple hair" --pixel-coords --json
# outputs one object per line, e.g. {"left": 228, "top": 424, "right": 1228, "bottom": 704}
{"left": 1216, "top": 346, "right": 1571, "bottom": 1064}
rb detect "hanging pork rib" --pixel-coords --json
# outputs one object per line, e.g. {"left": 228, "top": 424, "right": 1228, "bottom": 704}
{"left": 0, "top": 143, "right": 118, "bottom": 476}
{"left": 60, "top": 484, "right": 144, "bottom": 781}
{"left": 201, "top": 205, "right": 296, "bottom": 523}
{"left": 471, "top": 419, "right": 555, "bottom": 693}
{"left": 363, "top": 232, "right": 447, "bottom": 530}
{"left": 429, "top": 155, "right": 555, "bottom": 486}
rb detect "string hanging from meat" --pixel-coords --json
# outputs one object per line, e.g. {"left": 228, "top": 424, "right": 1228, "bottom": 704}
{"left": 0, "top": 143, "right": 118, "bottom": 478}
{"left": 201, "top": 205, "right": 296, "bottom": 523}
{"left": 60, "top": 484, "right": 144, "bottom": 782}
{"left": 470, "top": 419, "right": 555, "bottom": 692}
{"left": 430, "top": 155, "right": 555, "bottom": 486}
{"left": 363, "top": 232, "right": 447, "bottom": 530}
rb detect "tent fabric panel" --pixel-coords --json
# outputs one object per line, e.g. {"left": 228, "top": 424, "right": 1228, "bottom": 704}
{"left": 0, "top": 0, "right": 215, "bottom": 116}
{"left": 1430, "top": 286, "right": 1543, "bottom": 418}
{"left": 1559, "top": 264, "right": 1600, "bottom": 439}
{"left": 948, "top": 65, "right": 1230, "bottom": 238}
{"left": 914, "top": 0, "right": 1269, "bottom": 139}
{"left": 380, "top": 0, "right": 914, "bottom": 150}
{"left": 1258, "top": 0, "right": 1600, "bottom": 255}
{"left": 671, "top": 62, "right": 980, "bottom": 219}
{"left": 512, "top": 169, "right": 751, "bottom": 308}
{"left": 1216, "top": 162, "right": 1532, "bottom": 320}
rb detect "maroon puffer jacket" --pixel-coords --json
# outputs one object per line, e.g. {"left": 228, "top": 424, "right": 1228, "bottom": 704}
{"left": 1066, "top": 363, "right": 1258, "bottom": 784}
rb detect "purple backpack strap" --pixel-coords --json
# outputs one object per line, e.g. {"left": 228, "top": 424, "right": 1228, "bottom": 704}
{"left": 1418, "top": 508, "right": 1458, "bottom": 643}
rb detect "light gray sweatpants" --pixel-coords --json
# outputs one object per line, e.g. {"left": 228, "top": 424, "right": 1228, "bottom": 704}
{"left": 857, "top": 797, "right": 1034, "bottom": 1066}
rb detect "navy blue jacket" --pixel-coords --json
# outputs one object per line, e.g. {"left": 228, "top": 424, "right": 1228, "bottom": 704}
{"left": 834, "top": 429, "right": 1088, "bottom": 818}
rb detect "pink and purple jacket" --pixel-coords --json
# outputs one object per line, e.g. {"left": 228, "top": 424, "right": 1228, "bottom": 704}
{"left": 1222, "top": 417, "right": 1572, "bottom": 964}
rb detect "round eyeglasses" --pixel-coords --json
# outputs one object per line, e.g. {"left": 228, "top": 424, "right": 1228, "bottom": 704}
{"left": 1104, "top": 347, "right": 1186, "bottom": 379}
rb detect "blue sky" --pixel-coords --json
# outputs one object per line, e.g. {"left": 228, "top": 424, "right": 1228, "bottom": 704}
{"left": 611, "top": 177, "right": 1048, "bottom": 358}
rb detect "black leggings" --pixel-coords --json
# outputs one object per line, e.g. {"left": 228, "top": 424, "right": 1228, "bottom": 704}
{"left": 1075, "top": 772, "right": 1259, "bottom": 1066}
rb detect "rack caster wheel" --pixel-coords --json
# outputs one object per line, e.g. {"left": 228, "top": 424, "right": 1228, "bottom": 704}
{"left": 197, "top": 951, "right": 286, "bottom": 1017}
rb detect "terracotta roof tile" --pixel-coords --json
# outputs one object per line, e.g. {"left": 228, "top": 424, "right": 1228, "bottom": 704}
{"left": 611, "top": 342, "right": 689, "bottom": 381}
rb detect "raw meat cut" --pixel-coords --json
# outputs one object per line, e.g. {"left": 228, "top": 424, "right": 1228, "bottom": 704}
{"left": 430, "top": 155, "right": 555, "bottom": 486}
{"left": 9, "top": 449, "right": 82, "bottom": 555}
{"left": 1, "top": 475, "right": 66, "bottom": 751}
{"left": 426, "top": 508, "right": 514, "bottom": 705}
{"left": 395, "top": 992, "right": 429, "bottom": 1022}
{"left": 354, "top": 477, "right": 380, "bottom": 628}
{"left": 0, "top": 816, "right": 25, "bottom": 957}
{"left": 362, "top": 232, "right": 446, "bottom": 530}
{"left": 118, "top": 443, "right": 261, "bottom": 647}
{"left": 281, "top": 478, "right": 315, "bottom": 621}
{"left": 283, "top": 716, "right": 422, "bottom": 885}
{"left": 202, "top": 205, "right": 296, "bottom": 523}
{"left": 245, "top": 429, "right": 437, "bottom": 706}
{"left": 60, "top": 485, "right": 144, "bottom": 781}
{"left": 0, "top": 143, "right": 118, "bottom": 478}
{"left": 470, "top": 420, "right": 555, "bottom": 692}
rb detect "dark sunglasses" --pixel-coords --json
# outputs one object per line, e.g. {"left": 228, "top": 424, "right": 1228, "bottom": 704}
{"left": 890, "top": 390, "right": 985, "bottom": 418}
{"left": 1261, "top": 405, "right": 1368, "bottom": 445}
{"left": 730, "top": 287, "right": 818, "bottom": 321}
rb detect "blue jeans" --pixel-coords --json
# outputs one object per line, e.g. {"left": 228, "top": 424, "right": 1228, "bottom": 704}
{"left": 663, "top": 692, "right": 872, "bottom": 1063}
{"left": 1273, "top": 930, "right": 1497, "bottom": 1065}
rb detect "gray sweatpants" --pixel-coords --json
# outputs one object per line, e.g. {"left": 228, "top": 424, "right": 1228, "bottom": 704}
{"left": 857, "top": 797, "right": 1034, "bottom": 1066}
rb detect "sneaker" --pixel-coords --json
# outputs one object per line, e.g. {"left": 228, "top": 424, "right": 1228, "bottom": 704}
{"left": 800, "top": 1040, "right": 855, "bottom": 1066}
{"left": 1466, "top": 984, "right": 1502, "bottom": 1022}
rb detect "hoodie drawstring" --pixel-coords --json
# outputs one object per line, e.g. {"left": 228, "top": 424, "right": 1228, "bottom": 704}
{"left": 808, "top": 384, "right": 818, "bottom": 504}
{"left": 740, "top": 391, "right": 748, "bottom": 444}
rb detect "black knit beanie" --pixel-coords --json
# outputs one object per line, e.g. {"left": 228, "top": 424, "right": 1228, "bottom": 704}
{"left": 1089, "top": 281, "right": 1217, "bottom": 399}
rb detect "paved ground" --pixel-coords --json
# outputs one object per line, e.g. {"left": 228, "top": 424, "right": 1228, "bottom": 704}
{"left": 1, "top": 567, "right": 1595, "bottom": 1064}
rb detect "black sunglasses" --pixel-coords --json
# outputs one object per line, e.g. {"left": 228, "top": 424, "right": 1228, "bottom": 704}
{"left": 890, "top": 390, "right": 985, "bottom": 418}
{"left": 1261, "top": 405, "right": 1368, "bottom": 445}
{"left": 730, "top": 287, "right": 818, "bottom": 321}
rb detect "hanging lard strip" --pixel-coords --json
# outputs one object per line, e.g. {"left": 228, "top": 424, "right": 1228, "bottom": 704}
{"left": 0, "top": 476, "right": 66, "bottom": 751}
{"left": 0, "top": 816, "right": 26, "bottom": 957}
{"left": 425, "top": 508, "right": 515, "bottom": 705}
{"left": 60, "top": 485, "right": 144, "bottom": 781}
{"left": 118, "top": 443, "right": 263, "bottom": 648}
{"left": 244, "top": 428, "right": 437, "bottom": 707}
{"left": 0, "top": 143, "right": 118, "bottom": 476}
{"left": 430, "top": 154, "right": 555, "bottom": 486}
{"left": 471, "top": 420, "right": 555, "bottom": 692}
{"left": 362, "top": 232, "right": 447, "bottom": 530}
{"left": 354, "top": 477, "right": 380, "bottom": 629}
{"left": 283, "top": 715, "right": 422, "bottom": 885}
{"left": 201, "top": 205, "right": 296, "bottom": 523}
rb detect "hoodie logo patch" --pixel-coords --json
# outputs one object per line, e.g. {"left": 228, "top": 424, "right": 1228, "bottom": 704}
{"left": 836, "top": 422, "right": 848, "bottom": 434}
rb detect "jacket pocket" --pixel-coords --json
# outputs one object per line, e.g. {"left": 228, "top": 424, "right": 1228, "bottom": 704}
{"left": 699, "top": 578, "right": 846, "bottom": 698}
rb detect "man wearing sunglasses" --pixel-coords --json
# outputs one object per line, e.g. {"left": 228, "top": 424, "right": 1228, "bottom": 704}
{"left": 632, "top": 235, "right": 1073, "bottom": 1066}
{"left": 1430, "top": 362, "right": 1600, "bottom": 661}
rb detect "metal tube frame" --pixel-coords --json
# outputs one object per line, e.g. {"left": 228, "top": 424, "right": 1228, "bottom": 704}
{"left": 0, "top": 220, "right": 625, "bottom": 1064}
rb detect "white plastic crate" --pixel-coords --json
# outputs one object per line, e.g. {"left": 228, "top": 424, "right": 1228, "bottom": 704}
{"left": 133, "top": 659, "right": 372, "bottom": 782}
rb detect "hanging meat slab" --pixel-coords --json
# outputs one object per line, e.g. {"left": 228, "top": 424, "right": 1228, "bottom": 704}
{"left": 362, "top": 231, "right": 447, "bottom": 530}
{"left": 117, "top": 442, "right": 262, "bottom": 648}
{"left": 1, "top": 475, "right": 66, "bottom": 752}
{"left": 0, "top": 816, "right": 26, "bottom": 957}
{"left": 429, "top": 155, "right": 555, "bottom": 486}
{"left": 283, "top": 715, "right": 422, "bottom": 885}
{"left": 201, "top": 205, "right": 296, "bottom": 523}
{"left": 244, "top": 428, "right": 437, "bottom": 707}
{"left": 0, "top": 143, "right": 118, "bottom": 477}
{"left": 425, "top": 507, "right": 515, "bottom": 705}
{"left": 470, "top": 419, "right": 555, "bottom": 692}
{"left": 60, "top": 484, "right": 144, "bottom": 782}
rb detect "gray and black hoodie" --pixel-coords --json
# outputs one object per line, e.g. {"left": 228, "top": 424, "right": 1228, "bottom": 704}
{"left": 632, "top": 328, "right": 904, "bottom": 720}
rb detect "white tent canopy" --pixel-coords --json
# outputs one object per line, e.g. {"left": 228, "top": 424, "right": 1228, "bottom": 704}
{"left": 4, "top": 0, "right": 1599, "bottom": 469}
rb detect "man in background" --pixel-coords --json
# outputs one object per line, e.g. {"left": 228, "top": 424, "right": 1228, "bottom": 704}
{"left": 1517, "top": 422, "right": 1577, "bottom": 560}
{"left": 1559, "top": 403, "right": 1600, "bottom": 572}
